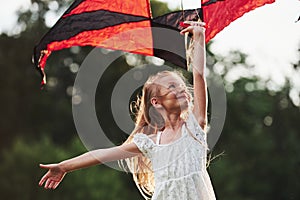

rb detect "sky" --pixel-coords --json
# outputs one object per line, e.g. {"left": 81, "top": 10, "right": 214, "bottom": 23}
{"left": 1, "top": 0, "right": 300, "bottom": 103}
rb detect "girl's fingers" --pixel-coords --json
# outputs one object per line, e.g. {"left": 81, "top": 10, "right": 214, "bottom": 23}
{"left": 183, "top": 21, "right": 206, "bottom": 27}
{"left": 180, "top": 21, "right": 206, "bottom": 35}
{"left": 53, "top": 181, "right": 60, "bottom": 189}
{"left": 180, "top": 26, "right": 193, "bottom": 35}
{"left": 48, "top": 181, "right": 56, "bottom": 189}
{"left": 39, "top": 174, "right": 48, "bottom": 186}
{"left": 180, "top": 26, "right": 205, "bottom": 35}
{"left": 191, "top": 21, "right": 206, "bottom": 27}
{"left": 39, "top": 163, "right": 53, "bottom": 169}
{"left": 44, "top": 179, "right": 51, "bottom": 189}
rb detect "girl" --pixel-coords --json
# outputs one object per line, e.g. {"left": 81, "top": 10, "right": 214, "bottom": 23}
{"left": 39, "top": 22, "right": 216, "bottom": 200}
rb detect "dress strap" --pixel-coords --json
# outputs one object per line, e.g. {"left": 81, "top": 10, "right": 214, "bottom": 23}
{"left": 156, "top": 131, "right": 162, "bottom": 145}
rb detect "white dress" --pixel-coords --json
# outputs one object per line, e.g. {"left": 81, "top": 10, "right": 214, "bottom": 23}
{"left": 133, "top": 112, "right": 216, "bottom": 200}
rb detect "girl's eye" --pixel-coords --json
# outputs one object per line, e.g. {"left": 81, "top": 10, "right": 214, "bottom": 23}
{"left": 168, "top": 84, "right": 176, "bottom": 89}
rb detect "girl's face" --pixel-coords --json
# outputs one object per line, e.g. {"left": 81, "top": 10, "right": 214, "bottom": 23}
{"left": 154, "top": 74, "right": 189, "bottom": 113}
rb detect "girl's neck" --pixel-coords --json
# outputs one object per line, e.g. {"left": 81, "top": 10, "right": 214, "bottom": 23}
{"left": 163, "top": 113, "right": 184, "bottom": 131}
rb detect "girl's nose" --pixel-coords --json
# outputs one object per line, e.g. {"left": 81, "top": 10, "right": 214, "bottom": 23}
{"left": 176, "top": 88, "right": 187, "bottom": 97}
{"left": 178, "top": 85, "right": 187, "bottom": 93}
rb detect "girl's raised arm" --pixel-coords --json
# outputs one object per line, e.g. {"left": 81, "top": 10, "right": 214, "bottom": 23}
{"left": 180, "top": 23, "right": 208, "bottom": 131}
{"left": 39, "top": 142, "right": 141, "bottom": 189}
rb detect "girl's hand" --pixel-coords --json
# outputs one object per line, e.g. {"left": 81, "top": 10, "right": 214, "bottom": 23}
{"left": 39, "top": 163, "right": 67, "bottom": 189}
{"left": 180, "top": 21, "right": 206, "bottom": 40}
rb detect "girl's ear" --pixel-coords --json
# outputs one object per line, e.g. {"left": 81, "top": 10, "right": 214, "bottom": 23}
{"left": 151, "top": 97, "right": 162, "bottom": 109}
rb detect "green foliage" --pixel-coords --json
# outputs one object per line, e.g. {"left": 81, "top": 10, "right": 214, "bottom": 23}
{"left": 209, "top": 78, "right": 300, "bottom": 200}
{"left": 0, "top": 136, "right": 139, "bottom": 199}
{"left": 150, "top": 0, "right": 172, "bottom": 17}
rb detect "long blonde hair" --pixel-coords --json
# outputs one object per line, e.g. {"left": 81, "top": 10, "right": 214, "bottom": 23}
{"left": 119, "top": 70, "right": 192, "bottom": 199}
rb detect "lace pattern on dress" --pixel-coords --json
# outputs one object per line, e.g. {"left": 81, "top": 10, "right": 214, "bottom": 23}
{"left": 185, "top": 112, "right": 209, "bottom": 151}
{"left": 133, "top": 133, "right": 155, "bottom": 158}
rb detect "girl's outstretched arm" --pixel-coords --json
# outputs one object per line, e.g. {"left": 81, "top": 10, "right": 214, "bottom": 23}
{"left": 39, "top": 142, "right": 140, "bottom": 189}
{"left": 180, "top": 23, "right": 208, "bottom": 131}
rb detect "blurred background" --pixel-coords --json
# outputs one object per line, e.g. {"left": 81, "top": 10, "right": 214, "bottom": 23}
{"left": 0, "top": 0, "right": 299, "bottom": 199}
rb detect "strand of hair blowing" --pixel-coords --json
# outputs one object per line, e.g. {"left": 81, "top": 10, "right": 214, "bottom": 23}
{"left": 119, "top": 75, "right": 163, "bottom": 199}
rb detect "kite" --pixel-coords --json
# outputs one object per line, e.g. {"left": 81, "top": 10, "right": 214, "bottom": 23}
{"left": 33, "top": 0, "right": 275, "bottom": 86}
